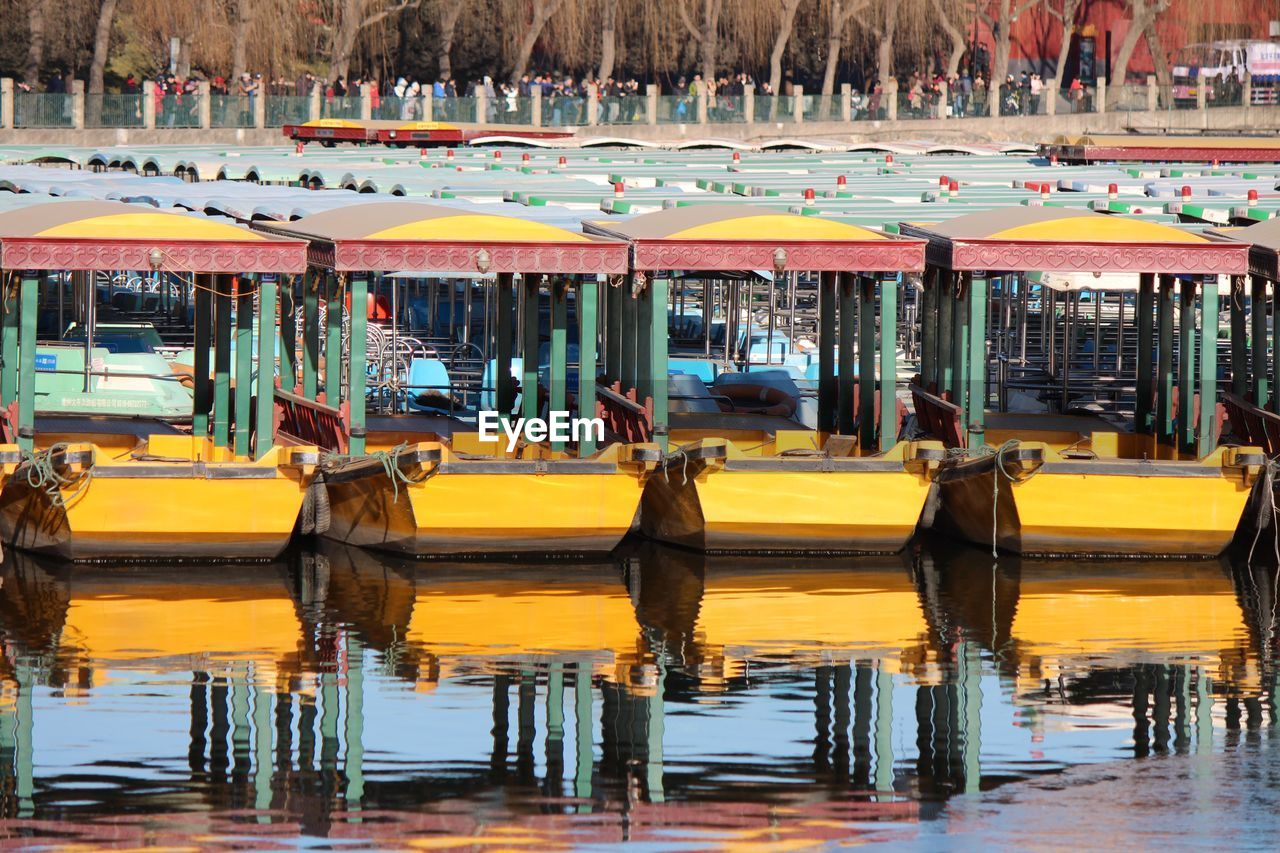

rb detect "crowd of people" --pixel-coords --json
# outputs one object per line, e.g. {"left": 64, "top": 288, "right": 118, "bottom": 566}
{"left": 18, "top": 62, "right": 1189, "bottom": 126}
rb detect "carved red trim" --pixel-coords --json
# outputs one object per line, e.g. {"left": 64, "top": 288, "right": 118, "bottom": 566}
{"left": 324, "top": 240, "right": 629, "bottom": 274}
{"left": 918, "top": 237, "right": 1247, "bottom": 275}
{"left": 629, "top": 239, "right": 925, "bottom": 272}
{"left": 1, "top": 238, "right": 307, "bottom": 273}
{"left": 1054, "top": 144, "right": 1280, "bottom": 164}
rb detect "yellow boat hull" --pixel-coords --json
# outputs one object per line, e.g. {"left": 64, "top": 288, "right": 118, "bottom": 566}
{"left": 322, "top": 443, "right": 656, "bottom": 556}
{"left": 927, "top": 444, "right": 1260, "bottom": 557}
{"left": 641, "top": 440, "right": 940, "bottom": 553}
{"left": 0, "top": 440, "right": 316, "bottom": 561}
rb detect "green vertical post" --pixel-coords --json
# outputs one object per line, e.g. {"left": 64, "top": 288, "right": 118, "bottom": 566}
{"left": 234, "top": 276, "right": 255, "bottom": 457}
{"left": 879, "top": 274, "right": 899, "bottom": 452}
{"left": 1178, "top": 278, "right": 1196, "bottom": 454}
{"left": 213, "top": 274, "right": 233, "bottom": 449}
{"left": 951, "top": 277, "right": 970, "bottom": 417}
{"left": 1135, "top": 273, "right": 1155, "bottom": 434}
{"left": 606, "top": 280, "right": 622, "bottom": 381}
{"left": 636, "top": 280, "right": 654, "bottom": 405}
{"left": 938, "top": 274, "right": 954, "bottom": 394}
{"left": 280, "top": 276, "right": 297, "bottom": 394}
{"left": 967, "top": 273, "right": 989, "bottom": 447}
{"left": 650, "top": 276, "right": 669, "bottom": 441}
{"left": 837, "top": 273, "right": 856, "bottom": 435}
{"left": 1229, "top": 275, "right": 1247, "bottom": 397}
{"left": 192, "top": 274, "right": 212, "bottom": 441}
{"left": 1198, "top": 277, "right": 1219, "bottom": 459}
{"left": 578, "top": 278, "right": 599, "bottom": 455}
{"left": 549, "top": 279, "right": 568, "bottom": 451}
{"left": 16, "top": 273, "right": 37, "bottom": 455}
{"left": 496, "top": 273, "right": 516, "bottom": 416}
{"left": 254, "top": 274, "right": 278, "bottom": 460}
{"left": 522, "top": 277, "right": 541, "bottom": 421}
{"left": 1251, "top": 275, "right": 1269, "bottom": 407}
{"left": 324, "top": 272, "right": 342, "bottom": 405}
{"left": 302, "top": 270, "right": 320, "bottom": 399}
{"left": 349, "top": 273, "right": 368, "bottom": 456}
{"left": 857, "top": 275, "right": 876, "bottom": 451}
{"left": 817, "top": 271, "right": 837, "bottom": 433}
{"left": 1271, "top": 285, "right": 1280, "bottom": 416}
{"left": 0, "top": 279, "right": 17, "bottom": 409}
{"left": 919, "top": 269, "right": 938, "bottom": 388}
{"left": 620, "top": 288, "right": 637, "bottom": 393}
{"left": 1157, "top": 275, "right": 1175, "bottom": 446}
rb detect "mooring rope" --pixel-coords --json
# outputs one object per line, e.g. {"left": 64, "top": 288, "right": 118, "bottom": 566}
{"left": 663, "top": 447, "right": 692, "bottom": 487}
{"left": 322, "top": 442, "right": 434, "bottom": 504}
{"left": 1246, "top": 456, "right": 1280, "bottom": 566}
{"left": 21, "top": 443, "right": 94, "bottom": 509}
{"left": 977, "top": 439, "right": 1040, "bottom": 559}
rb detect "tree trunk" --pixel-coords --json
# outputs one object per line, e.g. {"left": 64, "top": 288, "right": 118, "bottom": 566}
{"left": 87, "top": 0, "right": 118, "bottom": 95}
{"left": 931, "top": 0, "right": 967, "bottom": 78}
{"left": 769, "top": 0, "right": 802, "bottom": 97}
{"left": 230, "top": 1, "right": 253, "bottom": 82}
{"left": 328, "top": 0, "right": 365, "bottom": 83}
{"left": 598, "top": 0, "right": 619, "bottom": 81}
{"left": 876, "top": 2, "right": 899, "bottom": 88}
{"left": 509, "top": 0, "right": 565, "bottom": 83}
{"left": 1110, "top": 2, "right": 1151, "bottom": 86}
{"left": 24, "top": 0, "right": 48, "bottom": 87}
{"left": 1144, "top": 14, "right": 1169, "bottom": 87}
{"left": 437, "top": 0, "right": 463, "bottom": 81}
{"left": 1050, "top": 0, "right": 1081, "bottom": 79}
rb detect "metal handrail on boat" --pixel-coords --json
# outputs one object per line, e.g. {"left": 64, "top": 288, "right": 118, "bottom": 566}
{"left": 273, "top": 387, "right": 350, "bottom": 454}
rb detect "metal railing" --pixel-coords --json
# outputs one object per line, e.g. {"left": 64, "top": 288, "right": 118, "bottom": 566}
{"left": 13, "top": 92, "right": 73, "bottom": 128}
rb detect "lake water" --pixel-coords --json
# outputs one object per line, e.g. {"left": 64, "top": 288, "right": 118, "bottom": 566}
{"left": 1, "top": 537, "right": 1277, "bottom": 849}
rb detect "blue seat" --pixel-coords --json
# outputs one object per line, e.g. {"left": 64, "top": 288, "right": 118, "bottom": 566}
{"left": 669, "top": 358, "right": 718, "bottom": 384}
{"left": 480, "top": 357, "right": 524, "bottom": 412}
{"left": 406, "top": 358, "right": 453, "bottom": 412}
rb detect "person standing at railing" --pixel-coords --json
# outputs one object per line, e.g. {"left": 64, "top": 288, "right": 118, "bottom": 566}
{"left": 1069, "top": 77, "right": 1084, "bottom": 113}
{"left": 973, "top": 73, "right": 986, "bottom": 116}
{"left": 1029, "top": 73, "right": 1042, "bottom": 115}
{"left": 955, "top": 69, "right": 971, "bottom": 117}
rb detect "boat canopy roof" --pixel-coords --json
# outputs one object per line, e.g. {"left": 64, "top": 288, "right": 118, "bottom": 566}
{"left": 257, "top": 200, "right": 628, "bottom": 274}
{"left": 0, "top": 198, "right": 306, "bottom": 273}
{"left": 900, "top": 206, "right": 1247, "bottom": 275}
{"left": 1209, "top": 217, "right": 1280, "bottom": 281}
{"left": 584, "top": 202, "right": 925, "bottom": 272}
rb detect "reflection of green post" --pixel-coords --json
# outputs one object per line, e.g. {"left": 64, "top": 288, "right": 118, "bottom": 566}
{"left": 522, "top": 278, "right": 541, "bottom": 422}
{"left": 1195, "top": 669, "right": 1213, "bottom": 753}
{"left": 252, "top": 674, "right": 273, "bottom": 815}
{"left": 1, "top": 277, "right": 18, "bottom": 408}
{"left": 324, "top": 272, "right": 343, "bottom": 405}
{"left": 1251, "top": 275, "right": 1270, "bottom": 407}
{"left": 1135, "top": 273, "right": 1155, "bottom": 433}
{"left": 647, "top": 666, "right": 666, "bottom": 803}
{"left": 858, "top": 277, "right": 876, "bottom": 451}
{"left": 15, "top": 663, "right": 33, "bottom": 816}
{"left": 320, "top": 672, "right": 340, "bottom": 771}
{"left": 546, "top": 662, "right": 564, "bottom": 784}
{"left": 234, "top": 277, "right": 255, "bottom": 457}
{"left": 230, "top": 671, "right": 252, "bottom": 773}
{"left": 255, "top": 274, "right": 278, "bottom": 460}
{"left": 879, "top": 275, "right": 899, "bottom": 452}
{"left": 495, "top": 273, "right": 515, "bottom": 417}
{"left": 650, "top": 277, "right": 669, "bottom": 442}
{"left": 837, "top": 273, "right": 856, "bottom": 435}
{"left": 349, "top": 273, "right": 369, "bottom": 456}
{"left": 550, "top": 279, "right": 568, "bottom": 451}
{"left": 578, "top": 279, "right": 599, "bottom": 455}
{"left": 192, "top": 274, "right": 212, "bottom": 442}
{"left": 575, "top": 663, "right": 593, "bottom": 811}
{"left": 1173, "top": 665, "right": 1191, "bottom": 753}
{"left": 302, "top": 271, "right": 319, "bottom": 399}
{"left": 1157, "top": 275, "right": 1175, "bottom": 445}
{"left": 873, "top": 665, "right": 894, "bottom": 794}
{"left": 345, "top": 634, "right": 365, "bottom": 815}
{"left": 967, "top": 274, "right": 989, "bottom": 448}
{"left": 817, "top": 271, "right": 837, "bottom": 433}
{"left": 16, "top": 273, "right": 38, "bottom": 455}
{"left": 958, "top": 641, "right": 982, "bottom": 794}
{"left": 1178, "top": 278, "right": 1196, "bottom": 455}
{"left": 1197, "top": 278, "right": 1219, "bottom": 459}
